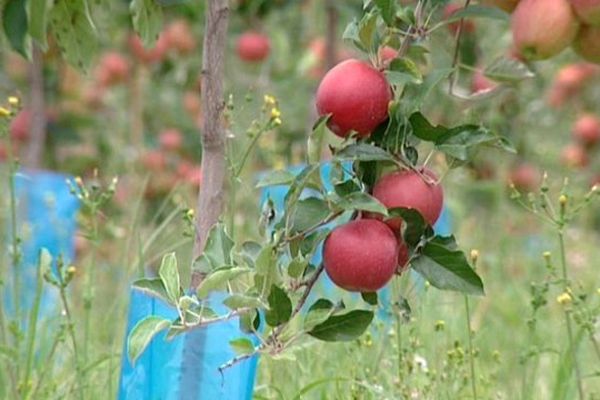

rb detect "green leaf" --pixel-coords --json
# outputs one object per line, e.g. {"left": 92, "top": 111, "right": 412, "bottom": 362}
{"left": 255, "top": 244, "right": 280, "bottom": 294}
{"left": 127, "top": 316, "right": 170, "bottom": 364}
{"left": 446, "top": 5, "right": 509, "bottom": 22}
{"left": 229, "top": 338, "right": 256, "bottom": 356}
{"left": 409, "top": 112, "right": 450, "bottom": 142}
{"left": 334, "top": 180, "right": 361, "bottom": 197}
{"left": 385, "top": 58, "right": 423, "bottom": 85}
{"left": 308, "top": 115, "right": 329, "bottom": 165}
{"left": 193, "top": 223, "right": 234, "bottom": 274}
{"left": 361, "top": 292, "right": 378, "bottom": 306}
{"left": 283, "top": 164, "right": 321, "bottom": 212}
{"left": 256, "top": 170, "right": 296, "bottom": 188}
{"left": 402, "top": 68, "right": 453, "bottom": 112}
{"left": 265, "top": 285, "right": 292, "bottom": 327}
{"left": 388, "top": 207, "right": 428, "bottom": 246}
{"left": 342, "top": 18, "right": 365, "bottom": 52}
{"left": 411, "top": 236, "right": 484, "bottom": 295}
{"left": 223, "top": 294, "right": 268, "bottom": 310}
{"left": 130, "top": 0, "right": 163, "bottom": 47}
{"left": 28, "top": 0, "right": 52, "bottom": 50}
{"left": 304, "top": 299, "right": 336, "bottom": 331}
{"left": 291, "top": 197, "right": 331, "bottom": 234}
{"left": 336, "top": 192, "right": 388, "bottom": 216}
{"left": 484, "top": 56, "right": 535, "bottom": 83}
{"left": 308, "top": 310, "right": 374, "bottom": 342}
{"left": 49, "top": 0, "right": 98, "bottom": 70}
{"left": 287, "top": 256, "right": 308, "bottom": 278}
{"left": 239, "top": 310, "right": 261, "bottom": 334}
{"left": 373, "top": 0, "right": 396, "bottom": 26}
{"left": 158, "top": 253, "right": 180, "bottom": 305}
{"left": 132, "top": 277, "right": 170, "bottom": 304}
{"left": 3, "top": 0, "right": 28, "bottom": 57}
{"left": 336, "top": 143, "right": 395, "bottom": 162}
{"left": 196, "top": 266, "right": 252, "bottom": 298}
{"left": 358, "top": 11, "right": 378, "bottom": 51}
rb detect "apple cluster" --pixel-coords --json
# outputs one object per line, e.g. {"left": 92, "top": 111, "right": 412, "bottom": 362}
{"left": 314, "top": 59, "right": 444, "bottom": 293}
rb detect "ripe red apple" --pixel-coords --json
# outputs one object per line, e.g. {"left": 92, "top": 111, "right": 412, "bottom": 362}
{"left": 164, "top": 19, "right": 196, "bottom": 55}
{"left": 548, "top": 62, "right": 599, "bottom": 107}
{"left": 379, "top": 46, "right": 398, "bottom": 66}
{"left": 444, "top": 4, "right": 476, "bottom": 34}
{"left": 315, "top": 59, "right": 391, "bottom": 138}
{"left": 370, "top": 168, "right": 444, "bottom": 230}
{"left": 236, "top": 31, "right": 270, "bottom": 62}
{"left": 471, "top": 69, "right": 496, "bottom": 93}
{"left": 508, "top": 163, "right": 540, "bottom": 192}
{"left": 569, "top": 0, "right": 600, "bottom": 25}
{"left": 481, "top": 0, "right": 521, "bottom": 12}
{"left": 95, "top": 52, "right": 130, "bottom": 87}
{"left": 561, "top": 143, "right": 589, "bottom": 168}
{"left": 573, "top": 113, "right": 600, "bottom": 146}
{"left": 159, "top": 128, "right": 183, "bottom": 152}
{"left": 573, "top": 25, "right": 600, "bottom": 63}
{"left": 512, "top": 0, "right": 579, "bottom": 60}
{"left": 323, "top": 219, "right": 399, "bottom": 292}
{"left": 10, "top": 109, "right": 31, "bottom": 142}
{"left": 128, "top": 34, "right": 169, "bottom": 64}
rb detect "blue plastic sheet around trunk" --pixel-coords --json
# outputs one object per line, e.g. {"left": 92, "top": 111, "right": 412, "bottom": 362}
{"left": 3, "top": 170, "right": 79, "bottom": 320}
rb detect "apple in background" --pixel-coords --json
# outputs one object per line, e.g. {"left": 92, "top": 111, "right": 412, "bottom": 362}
{"left": 164, "top": 19, "right": 196, "bottom": 55}
{"left": 444, "top": 4, "right": 476, "bottom": 34}
{"left": 128, "top": 33, "right": 169, "bottom": 64}
{"left": 183, "top": 91, "right": 202, "bottom": 120}
{"left": 572, "top": 25, "right": 600, "bottom": 63}
{"left": 95, "top": 52, "right": 130, "bottom": 87}
{"left": 547, "top": 63, "right": 599, "bottom": 107}
{"left": 10, "top": 109, "right": 31, "bottom": 142}
{"left": 236, "top": 31, "right": 271, "bottom": 62}
{"left": 481, "top": 0, "right": 521, "bottom": 12}
{"left": 508, "top": 163, "right": 540, "bottom": 192}
{"left": 471, "top": 68, "right": 496, "bottom": 93}
{"left": 159, "top": 128, "right": 183, "bottom": 152}
{"left": 140, "top": 150, "right": 167, "bottom": 171}
{"left": 561, "top": 143, "right": 589, "bottom": 169}
{"left": 569, "top": 0, "right": 600, "bottom": 26}
{"left": 316, "top": 59, "right": 392, "bottom": 138}
{"left": 511, "top": 0, "right": 579, "bottom": 60}
{"left": 379, "top": 46, "right": 398, "bottom": 66}
{"left": 573, "top": 113, "right": 600, "bottom": 147}
{"left": 323, "top": 219, "right": 399, "bottom": 292}
{"left": 370, "top": 168, "right": 444, "bottom": 230}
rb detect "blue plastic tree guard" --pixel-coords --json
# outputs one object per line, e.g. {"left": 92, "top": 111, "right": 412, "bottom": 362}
{"left": 3, "top": 170, "right": 79, "bottom": 320}
{"left": 118, "top": 163, "right": 452, "bottom": 400}
{"left": 118, "top": 291, "right": 259, "bottom": 400}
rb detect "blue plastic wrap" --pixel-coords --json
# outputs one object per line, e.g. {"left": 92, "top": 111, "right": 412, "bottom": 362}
{"left": 3, "top": 170, "right": 79, "bottom": 320}
{"left": 118, "top": 290, "right": 259, "bottom": 400}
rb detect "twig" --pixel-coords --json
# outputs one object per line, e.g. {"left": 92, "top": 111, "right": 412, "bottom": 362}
{"left": 448, "top": 0, "right": 472, "bottom": 95}
{"left": 283, "top": 210, "right": 343, "bottom": 243}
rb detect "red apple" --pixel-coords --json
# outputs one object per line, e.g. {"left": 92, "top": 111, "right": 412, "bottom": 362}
{"left": 236, "top": 31, "right": 270, "bottom": 62}
{"left": 159, "top": 128, "right": 183, "bottom": 152}
{"left": 95, "top": 52, "right": 130, "bottom": 87}
{"left": 573, "top": 113, "right": 600, "bottom": 146}
{"left": 164, "top": 19, "right": 196, "bottom": 55}
{"left": 128, "top": 34, "right": 169, "bottom": 64}
{"left": 315, "top": 59, "right": 391, "bottom": 138}
{"left": 481, "top": 0, "right": 521, "bottom": 12}
{"left": 573, "top": 24, "right": 600, "bottom": 63}
{"left": 10, "top": 109, "right": 31, "bottom": 142}
{"left": 569, "top": 0, "right": 600, "bottom": 25}
{"left": 140, "top": 150, "right": 167, "bottom": 171}
{"left": 370, "top": 168, "right": 444, "bottom": 230}
{"left": 444, "top": 4, "right": 476, "bottom": 34}
{"left": 379, "top": 46, "right": 398, "bottom": 66}
{"left": 508, "top": 163, "right": 540, "bottom": 192}
{"left": 323, "top": 219, "right": 399, "bottom": 292}
{"left": 512, "top": 0, "right": 579, "bottom": 60}
{"left": 561, "top": 143, "right": 589, "bottom": 168}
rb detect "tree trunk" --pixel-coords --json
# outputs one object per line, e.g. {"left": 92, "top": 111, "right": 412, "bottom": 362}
{"left": 191, "top": 0, "right": 230, "bottom": 288}
{"left": 325, "top": 0, "right": 338, "bottom": 70}
{"left": 24, "top": 44, "right": 46, "bottom": 169}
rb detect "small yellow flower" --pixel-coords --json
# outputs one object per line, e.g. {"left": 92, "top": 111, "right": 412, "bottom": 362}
{"left": 434, "top": 320, "right": 445, "bottom": 331}
{"left": 273, "top": 117, "right": 282, "bottom": 126}
{"left": 270, "top": 107, "right": 281, "bottom": 118}
{"left": 596, "top": 288, "right": 600, "bottom": 295}
{"left": 0, "top": 107, "right": 11, "bottom": 117}
{"left": 186, "top": 209, "right": 194, "bottom": 219}
{"left": 74, "top": 176, "right": 84, "bottom": 186}
{"left": 67, "top": 266, "right": 77, "bottom": 275}
{"left": 8, "top": 96, "right": 19, "bottom": 106}
{"left": 273, "top": 158, "right": 285, "bottom": 171}
{"left": 264, "top": 94, "right": 276, "bottom": 105}
{"left": 556, "top": 292, "right": 572, "bottom": 305}
{"left": 470, "top": 249, "right": 479, "bottom": 263}
{"left": 559, "top": 194, "right": 567, "bottom": 206}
